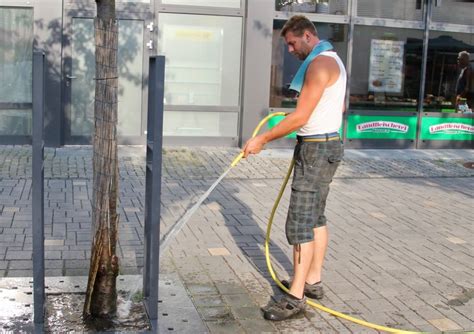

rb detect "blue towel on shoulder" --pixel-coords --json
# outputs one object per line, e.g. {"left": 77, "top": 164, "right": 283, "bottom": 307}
{"left": 289, "top": 40, "right": 333, "bottom": 93}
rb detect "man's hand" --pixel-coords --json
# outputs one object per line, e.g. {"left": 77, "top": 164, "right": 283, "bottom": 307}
{"left": 243, "top": 135, "right": 266, "bottom": 158}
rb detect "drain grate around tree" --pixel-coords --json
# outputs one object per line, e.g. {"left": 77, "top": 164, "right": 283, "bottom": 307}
{"left": 0, "top": 274, "right": 207, "bottom": 333}
{"left": 462, "top": 162, "right": 474, "bottom": 169}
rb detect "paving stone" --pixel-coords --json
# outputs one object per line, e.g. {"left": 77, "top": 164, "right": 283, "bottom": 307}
{"left": 45, "top": 269, "right": 63, "bottom": 276}
{"left": 64, "top": 269, "right": 88, "bottom": 276}
{"left": 6, "top": 269, "right": 32, "bottom": 277}
{"left": 222, "top": 293, "right": 255, "bottom": 308}
{"left": 207, "top": 247, "right": 231, "bottom": 256}
{"left": 8, "top": 260, "right": 32, "bottom": 270}
{"left": 215, "top": 282, "right": 246, "bottom": 295}
{"left": 238, "top": 318, "right": 277, "bottom": 333}
{"left": 206, "top": 320, "right": 245, "bottom": 334}
{"left": 61, "top": 251, "right": 85, "bottom": 260}
{"left": 196, "top": 306, "right": 234, "bottom": 322}
{"left": 5, "top": 250, "right": 31, "bottom": 260}
{"left": 187, "top": 284, "right": 219, "bottom": 296}
{"left": 64, "top": 260, "right": 89, "bottom": 269}
{"left": 192, "top": 295, "right": 226, "bottom": 307}
{"left": 45, "top": 260, "right": 63, "bottom": 269}
{"left": 231, "top": 306, "right": 263, "bottom": 320}
{"left": 446, "top": 236, "right": 467, "bottom": 244}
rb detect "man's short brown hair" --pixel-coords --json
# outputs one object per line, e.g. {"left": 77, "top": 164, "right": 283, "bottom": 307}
{"left": 280, "top": 15, "right": 318, "bottom": 38}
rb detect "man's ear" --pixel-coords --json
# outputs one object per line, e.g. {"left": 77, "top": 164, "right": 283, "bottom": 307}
{"left": 304, "top": 31, "right": 311, "bottom": 42}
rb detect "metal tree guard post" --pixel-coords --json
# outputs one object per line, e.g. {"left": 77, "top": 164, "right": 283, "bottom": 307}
{"left": 32, "top": 51, "right": 45, "bottom": 324}
{"left": 143, "top": 55, "right": 165, "bottom": 324}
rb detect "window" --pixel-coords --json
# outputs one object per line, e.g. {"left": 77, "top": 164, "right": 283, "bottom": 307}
{"left": 70, "top": 18, "right": 145, "bottom": 137}
{"left": 270, "top": 20, "right": 348, "bottom": 108}
{"left": 349, "top": 26, "right": 424, "bottom": 112}
{"left": 158, "top": 13, "right": 242, "bottom": 137}
{"left": 158, "top": 13, "right": 242, "bottom": 107}
{"left": 161, "top": 0, "right": 241, "bottom": 9}
{"left": 424, "top": 31, "right": 474, "bottom": 113}
{"left": 0, "top": 7, "right": 33, "bottom": 136}
{"left": 275, "top": 0, "right": 348, "bottom": 15}
{"left": 432, "top": 0, "right": 474, "bottom": 26}
{"left": 163, "top": 111, "right": 238, "bottom": 136}
{"left": 357, "top": 0, "right": 422, "bottom": 21}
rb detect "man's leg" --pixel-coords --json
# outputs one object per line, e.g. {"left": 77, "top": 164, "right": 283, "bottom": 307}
{"left": 305, "top": 225, "right": 328, "bottom": 284}
{"left": 289, "top": 241, "right": 314, "bottom": 298}
{"left": 263, "top": 242, "right": 310, "bottom": 321}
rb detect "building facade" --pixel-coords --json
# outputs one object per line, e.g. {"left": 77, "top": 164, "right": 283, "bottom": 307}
{"left": 0, "top": 0, "right": 473, "bottom": 148}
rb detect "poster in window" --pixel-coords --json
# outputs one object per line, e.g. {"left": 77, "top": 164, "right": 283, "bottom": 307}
{"left": 368, "top": 39, "right": 404, "bottom": 93}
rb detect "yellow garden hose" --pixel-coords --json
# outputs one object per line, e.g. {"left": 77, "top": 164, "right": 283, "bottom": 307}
{"left": 232, "top": 112, "right": 419, "bottom": 334}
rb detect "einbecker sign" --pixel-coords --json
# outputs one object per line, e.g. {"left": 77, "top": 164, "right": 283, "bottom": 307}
{"left": 356, "top": 121, "right": 409, "bottom": 133}
{"left": 429, "top": 123, "right": 474, "bottom": 135}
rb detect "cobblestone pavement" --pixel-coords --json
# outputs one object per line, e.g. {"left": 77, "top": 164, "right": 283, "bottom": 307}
{"left": 0, "top": 145, "right": 473, "bottom": 333}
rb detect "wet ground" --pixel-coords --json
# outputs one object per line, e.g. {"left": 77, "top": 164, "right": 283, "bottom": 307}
{"left": 0, "top": 285, "right": 34, "bottom": 332}
{"left": 45, "top": 292, "right": 150, "bottom": 333}
{"left": 0, "top": 274, "right": 207, "bottom": 333}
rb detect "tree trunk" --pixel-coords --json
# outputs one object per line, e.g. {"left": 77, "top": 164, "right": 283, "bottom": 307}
{"left": 84, "top": 0, "right": 119, "bottom": 318}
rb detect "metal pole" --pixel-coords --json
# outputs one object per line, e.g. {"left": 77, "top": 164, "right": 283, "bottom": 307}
{"left": 143, "top": 55, "right": 165, "bottom": 322}
{"left": 143, "top": 60, "right": 154, "bottom": 314}
{"left": 32, "top": 51, "right": 45, "bottom": 324}
{"left": 416, "top": 0, "right": 432, "bottom": 148}
{"left": 343, "top": 0, "right": 356, "bottom": 144}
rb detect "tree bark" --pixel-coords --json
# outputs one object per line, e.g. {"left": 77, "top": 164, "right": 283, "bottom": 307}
{"left": 84, "top": 0, "right": 119, "bottom": 318}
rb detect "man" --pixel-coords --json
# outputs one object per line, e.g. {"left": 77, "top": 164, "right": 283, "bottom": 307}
{"left": 243, "top": 15, "right": 346, "bottom": 321}
{"left": 455, "top": 51, "right": 472, "bottom": 110}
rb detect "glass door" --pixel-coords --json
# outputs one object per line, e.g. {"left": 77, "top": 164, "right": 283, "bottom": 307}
{"left": 418, "top": 0, "right": 474, "bottom": 149}
{"left": 0, "top": 7, "right": 34, "bottom": 143}
{"left": 154, "top": 5, "right": 244, "bottom": 146}
{"left": 63, "top": 13, "right": 149, "bottom": 144}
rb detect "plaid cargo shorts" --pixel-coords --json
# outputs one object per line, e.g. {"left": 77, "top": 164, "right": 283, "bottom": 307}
{"left": 285, "top": 139, "right": 343, "bottom": 245}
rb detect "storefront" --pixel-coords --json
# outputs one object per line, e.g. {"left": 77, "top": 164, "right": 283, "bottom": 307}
{"left": 266, "top": 0, "right": 474, "bottom": 149}
{"left": 0, "top": 0, "right": 473, "bottom": 148}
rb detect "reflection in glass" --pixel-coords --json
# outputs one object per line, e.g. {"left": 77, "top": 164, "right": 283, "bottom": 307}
{"left": 164, "top": 111, "right": 238, "bottom": 137}
{"left": 424, "top": 31, "right": 474, "bottom": 113}
{"left": 270, "top": 20, "right": 348, "bottom": 108}
{"left": 275, "top": 0, "right": 347, "bottom": 15}
{"left": 117, "top": 20, "right": 144, "bottom": 136}
{"left": 431, "top": 0, "right": 474, "bottom": 26}
{"left": 161, "top": 0, "right": 241, "bottom": 8}
{"left": 0, "top": 8, "right": 33, "bottom": 135}
{"left": 349, "top": 26, "right": 423, "bottom": 112}
{"left": 357, "top": 0, "right": 422, "bottom": 21}
{"left": 70, "top": 19, "right": 144, "bottom": 137}
{"left": 71, "top": 18, "right": 95, "bottom": 136}
{"left": 158, "top": 13, "right": 242, "bottom": 107}
{"left": 0, "top": 110, "right": 31, "bottom": 135}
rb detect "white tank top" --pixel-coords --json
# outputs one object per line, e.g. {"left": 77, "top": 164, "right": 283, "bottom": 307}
{"left": 297, "top": 51, "right": 347, "bottom": 136}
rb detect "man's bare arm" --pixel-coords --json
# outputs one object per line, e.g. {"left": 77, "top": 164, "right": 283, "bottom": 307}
{"left": 242, "top": 56, "right": 335, "bottom": 157}
{"left": 261, "top": 57, "right": 331, "bottom": 143}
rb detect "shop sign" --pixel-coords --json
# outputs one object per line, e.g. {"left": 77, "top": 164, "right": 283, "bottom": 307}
{"left": 356, "top": 121, "right": 408, "bottom": 133}
{"left": 421, "top": 117, "right": 474, "bottom": 141}
{"left": 347, "top": 115, "right": 417, "bottom": 139}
